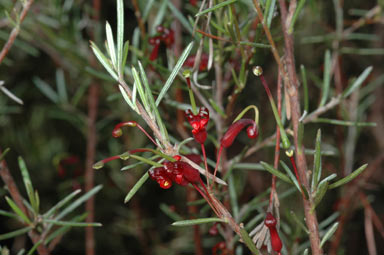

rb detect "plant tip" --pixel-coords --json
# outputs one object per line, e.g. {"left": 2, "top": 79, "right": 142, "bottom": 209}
{"left": 93, "top": 161, "right": 104, "bottom": 170}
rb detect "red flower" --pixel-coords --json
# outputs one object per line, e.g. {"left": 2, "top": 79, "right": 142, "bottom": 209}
{"left": 148, "top": 26, "right": 175, "bottom": 61}
{"left": 185, "top": 107, "right": 209, "bottom": 144}
{"left": 184, "top": 53, "right": 208, "bottom": 71}
{"left": 148, "top": 160, "right": 201, "bottom": 189}
{"left": 264, "top": 212, "right": 282, "bottom": 253}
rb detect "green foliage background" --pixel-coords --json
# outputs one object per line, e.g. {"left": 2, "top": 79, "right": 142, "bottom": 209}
{"left": 1, "top": 0, "right": 383, "bottom": 254}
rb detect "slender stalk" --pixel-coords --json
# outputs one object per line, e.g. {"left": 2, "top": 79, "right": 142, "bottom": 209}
{"left": 85, "top": 1, "right": 101, "bottom": 254}
{"left": 277, "top": 0, "right": 322, "bottom": 253}
{"left": 0, "top": 0, "right": 34, "bottom": 64}
{"left": 131, "top": 0, "right": 146, "bottom": 40}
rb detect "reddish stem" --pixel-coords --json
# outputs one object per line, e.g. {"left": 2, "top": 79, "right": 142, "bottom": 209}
{"left": 201, "top": 143, "right": 210, "bottom": 187}
{"left": 113, "top": 121, "right": 159, "bottom": 147}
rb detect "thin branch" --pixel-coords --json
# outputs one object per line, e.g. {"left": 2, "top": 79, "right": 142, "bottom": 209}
{"left": 0, "top": 0, "right": 34, "bottom": 64}
{"left": 85, "top": 1, "right": 101, "bottom": 254}
{"left": 131, "top": 0, "right": 146, "bottom": 40}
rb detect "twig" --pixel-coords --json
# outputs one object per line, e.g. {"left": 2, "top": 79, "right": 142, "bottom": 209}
{"left": 302, "top": 96, "right": 341, "bottom": 123}
{"left": 0, "top": 0, "right": 34, "bottom": 64}
{"left": 131, "top": 0, "right": 146, "bottom": 40}
{"left": 342, "top": 5, "right": 381, "bottom": 38}
{"left": 195, "top": 28, "right": 231, "bottom": 42}
{"left": 85, "top": 1, "right": 101, "bottom": 254}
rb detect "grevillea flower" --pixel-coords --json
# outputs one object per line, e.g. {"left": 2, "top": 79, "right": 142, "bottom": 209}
{"left": 148, "top": 26, "right": 174, "bottom": 61}
{"left": 220, "top": 118, "right": 258, "bottom": 148}
{"left": 184, "top": 53, "right": 209, "bottom": 71}
{"left": 148, "top": 167, "right": 173, "bottom": 189}
{"left": 213, "top": 118, "right": 258, "bottom": 178}
{"left": 185, "top": 107, "right": 209, "bottom": 144}
{"left": 148, "top": 160, "right": 202, "bottom": 189}
{"left": 264, "top": 212, "right": 282, "bottom": 253}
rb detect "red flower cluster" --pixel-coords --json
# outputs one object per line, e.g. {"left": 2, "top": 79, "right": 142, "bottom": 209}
{"left": 185, "top": 107, "right": 209, "bottom": 144}
{"left": 148, "top": 160, "right": 201, "bottom": 189}
{"left": 149, "top": 26, "right": 174, "bottom": 61}
{"left": 264, "top": 212, "right": 282, "bottom": 253}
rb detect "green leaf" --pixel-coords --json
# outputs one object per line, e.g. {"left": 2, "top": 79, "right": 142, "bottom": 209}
{"left": 312, "top": 180, "right": 328, "bottom": 210}
{"left": 105, "top": 22, "right": 117, "bottom": 68}
{"left": 342, "top": 66, "right": 373, "bottom": 98}
{"left": 240, "top": 228, "right": 260, "bottom": 255}
{"left": 167, "top": 1, "right": 193, "bottom": 34}
{"left": 329, "top": 164, "right": 367, "bottom": 189}
{"left": 55, "top": 69, "right": 68, "bottom": 103}
{"left": 0, "top": 147, "right": 10, "bottom": 162}
{"left": 312, "top": 129, "right": 322, "bottom": 191}
{"left": 319, "top": 211, "right": 339, "bottom": 230}
{"left": 132, "top": 66, "right": 150, "bottom": 112}
{"left": 319, "top": 50, "right": 331, "bottom": 107}
{"left": 156, "top": 42, "right": 194, "bottom": 106}
{"left": 5, "top": 197, "right": 31, "bottom": 225}
{"left": 340, "top": 47, "right": 384, "bottom": 55}
{"left": 18, "top": 157, "right": 37, "bottom": 214}
{"left": 232, "top": 163, "right": 264, "bottom": 170}
{"left": 44, "top": 189, "right": 81, "bottom": 218}
{"left": 280, "top": 161, "right": 301, "bottom": 192}
{"left": 43, "top": 219, "right": 102, "bottom": 227}
{"left": 289, "top": 211, "right": 309, "bottom": 234}
{"left": 121, "top": 40, "right": 130, "bottom": 75}
{"left": 90, "top": 41, "right": 118, "bottom": 80}
{"left": 195, "top": 0, "right": 237, "bottom": 17}
{"left": 172, "top": 217, "right": 227, "bottom": 226}
{"left": 124, "top": 172, "right": 149, "bottom": 203}
{"left": 44, "top": 213, "right": 88, "bottom": 245}
{"left": 33, "top": 77, "right": 59, "bottom": 103}
{"left": 54, "top": 185, "right": 102, "bottom": 221}
{"left": 116, "top": 0, "right": 124, "bottom": 75}
{"left": 288, "top": 0, "right": 307, "bottom": 33}
{"left": 138, "top": 61, "right": 168, "bottom": 139}
{"left": 152, "top": 0, "right": 168, "bottom": 32}
{"left": 260, "top": 161, "right": 291, "bottom": 184}
{"left": 159, "top": 204, "right": 183, "bottom": 221}
{"left": 320, "top": 222, "right": 339, "bottom": 247}
{"left": 0, "top": 226, "right": 33, "bottom": 241}
{"left": 0, "top": 209, "right": 17, "bottom": 219}
{"left": 27, "top": 239, "right": 42, "bottom": 255}
{"left": 300, "top": 65, "right": 309, "bottom": 114}
{"left": 311, "top": 118, "right": 376, "bottom": 127}
{"left": 118, "top": 85, "right": 137, "bottom": 111}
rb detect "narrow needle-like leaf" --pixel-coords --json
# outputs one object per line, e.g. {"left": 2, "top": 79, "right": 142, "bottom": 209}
{"left": 172, "top": 217, "right": 227, "bottom": 226}
{"left": 124, "top": 172, "right": 149, "bottom": 203}
{"left": 320, "top": 222, "right": 339, "bottom": 247}
{"left": 319, "top": 50, "right": 331, "bottom": 107}
{"left": 329, "top": 164, "right": 368, "bottom": 189}
{"left": 342, "top": 66, "right": 373, "bottom": 98}
{"left": 5, "top": 197, "right": 31, "bottom": 225}
{"left": 260, "top": 161, "right": 291, "bottom": 184}
{"left": 156, "top": 42, "right": 194, "bottom": 106}
{"left": 195, "top": 0, "right": 237, "bottom": 17}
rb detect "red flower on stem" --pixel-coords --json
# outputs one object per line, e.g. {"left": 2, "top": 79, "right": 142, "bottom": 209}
{"left": 184, "top": 53, "right": 209, "bottom": 71}
{"left": 148, "top": 26, "right": 174, "bottom": 61}
{"left": 264, "top": 212, "right": 282, "bottom": 254}
{"left": 213, "top": 119, "right": 258, "bottom": 178}
{"left": 185, "top": 107, "right": 209, "bottom": 144}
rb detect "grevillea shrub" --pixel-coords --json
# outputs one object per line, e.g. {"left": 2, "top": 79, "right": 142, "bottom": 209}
{"left": 1, "top": 0, "right": 383, "bottom": 254}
